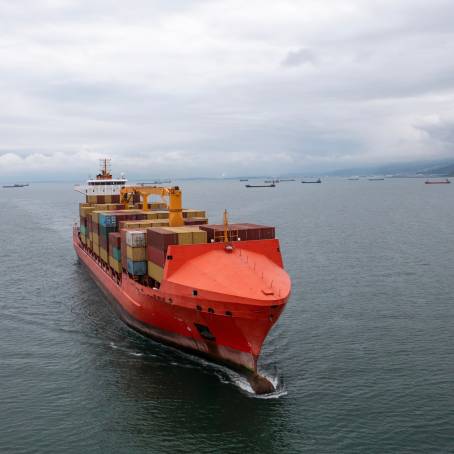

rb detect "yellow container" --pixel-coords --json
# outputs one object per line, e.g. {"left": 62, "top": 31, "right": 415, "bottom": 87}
{"left": 109, "top": 256, "right": 122, "bottom": 273}
{"left": 154, "top": 211, "right": 169, "bottom": 219}
{"left": 79, "top": 203, "right": 90, "bottom": 215}
{"left": 183, "top": 209, "right": 206, "bottom": 219}
{"left": 150, "top": 202, "right": 167, "bottom": 210}
{"left": 148, "top": 261, "right": 164, "bottom": 282}
{"left": 91, "top": 211, "right": 101, "bottom": 224}
{"left": 80, "top": 233, "right": 86, "bottom": 244}
{"left": 100, "top": 247, "right": 108, "bottom": 263}
{"left": 120, "top": 220, "right": 144, "bottom": 229}
{"left": 166, "top": 227, "right": 192, "bottom": 244}
{"left": 127, "top": 246, "right": 146, "bottom": 261}
{"left": 160, "top": 226, "right": 207, "bottom": 245}
{"left": 93, "top": 232, "right": 99, "bottom": 244}
{"left": 92, "top": 242, "right": 100, "bottom": 257}
{"left": 192, "top": 229, "right": 207, "bottom": 244}
{"left": 121, "top": 219, "right": 170, "bottom": 229}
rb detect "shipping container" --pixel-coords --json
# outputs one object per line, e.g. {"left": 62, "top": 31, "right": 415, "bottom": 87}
{"left": 126, "top": 230, "right": 147, "bottom": 248}
{"left": 100, "top": 247, "right": 108, "bottom": 263}
{"left": 199, "top": 223, "right": 275, "bottom": 242}
{"left": 118, "top": 219, "right": 169, "bottom": 230}
{"left": 146, "top": 227, "right": 178, "bottom": 251}
{"left": 126, "top": 245, "right": 146, "bottom": 261}
{"left": 148, "top": 261, "right": 164, "bottom": 282}
{"left": 184, "top": 217, "right": 208, "bottom": 226}
{"left": 127, "top": 259, "right": 147, "bottom": 275}
{"left": 147, "top": 245, "right": 166, "bottom": 267}
{"left": 109, "top": 256, "right": 122, "bottom": 273}
{"left": 182, "top": 209, "right": 206, "bottom": 219}
{"left": 112, "top": 247, "right": 121, "bottom": 262}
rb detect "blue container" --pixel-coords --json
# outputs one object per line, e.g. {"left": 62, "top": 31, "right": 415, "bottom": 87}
{"left": 127, "top": 260, "right": 147, "bottom": 276}
{"left": 80, "top": 224, "right": 87, "bottom": 236}
{"left": 112, "top": 247, "right": 121, "bottom": 262}
{"left": 99, "top": 213, "right": 117, "bottom": 227}
{"left": 99, "top": 225, "right": 117, "bottom": 237}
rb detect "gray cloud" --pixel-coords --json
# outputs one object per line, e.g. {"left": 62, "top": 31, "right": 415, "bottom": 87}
{"left": 0, "top": 0, "right": 454, "bottom": 180}
{"left": 282, "top": 48, "right": 317, "bottom": 67}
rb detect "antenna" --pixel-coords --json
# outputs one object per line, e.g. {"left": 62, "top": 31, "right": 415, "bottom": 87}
{"left": 223, "top": 209, "right": 229, "bottom": 243}
{"left": 97, "top": 158, "right": 112, "bottom": 180}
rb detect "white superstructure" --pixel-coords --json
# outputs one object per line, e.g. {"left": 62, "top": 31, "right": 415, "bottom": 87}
{"left": 74, "top": 159, "right": 127, "bottom": 196}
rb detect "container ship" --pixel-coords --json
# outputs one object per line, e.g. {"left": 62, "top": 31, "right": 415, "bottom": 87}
{"left": 73, "top": 160, "right": 291, "bottom": 394}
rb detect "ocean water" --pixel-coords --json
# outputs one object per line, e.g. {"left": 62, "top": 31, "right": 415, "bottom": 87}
{"left": 0, "top": 178, "right": 453, "bottom": 453}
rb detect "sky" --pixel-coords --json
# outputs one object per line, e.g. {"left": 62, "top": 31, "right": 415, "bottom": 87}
{"left": 1, "top": 0, "right": 454, "bottom": 180}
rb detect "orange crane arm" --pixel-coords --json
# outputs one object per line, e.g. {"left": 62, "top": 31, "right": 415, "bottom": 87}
{"left": 120, "top": 186, "right": 184, "bottom": 227}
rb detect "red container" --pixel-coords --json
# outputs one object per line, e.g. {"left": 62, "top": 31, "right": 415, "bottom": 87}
{"left": 120, "top": 229, "right": 128, "bottom": 270}
{"left": 200, "top": 223, "right": 275, "bottom": 242}
{"left": 109, "top": 232, "right": 121, "bottom": 248}
{"left": 242, "top": 223, "right": 275, "bottom": 240}
{"left": 100, "top": 235, "right": 108, "bottom": 249}
{"left": 147, "top": 245, "right": 166, "bottom": 267}
{"left": 146, "top": 228, "right": 178, "bottom": 251}
{"left": 111, "top": 195, "right": 120, "bottom": 203}
{"left": 184, "top": 217, "right": 208, "bottom": 226}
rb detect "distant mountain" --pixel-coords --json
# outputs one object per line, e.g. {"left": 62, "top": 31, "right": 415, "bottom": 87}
{"left": 428, "top": 163, "right": 454, "bottom": 176}
{"left": 327, "top": 159, "right": 454, "bottom": 177}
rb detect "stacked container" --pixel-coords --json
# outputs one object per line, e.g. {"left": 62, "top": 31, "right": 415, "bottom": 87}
{"left": 108, "top": 232, "right": 122, "bottom": 273}
{"left": 118, "top": 219, "right": 169, "bottom": 230}
{"left": 134, "top": 202, "right": 168, "bottom": 210}
{"left": 78, "top": 201, "right": 212, "bottom": 284}
{"left": 182, "top": 209, "right": 206, "bottom": 218}
{"left": 124, "top": 230, "right": 147, "bottom": 276}
{"left": 199, "top": 224, "right": 275, "bottom": 242}
{"left": 98, "top": 212, "right": 117, "bottom": 263}
{"left": 87, "top": 194, "right": 121, "bottom": 204}
{"left": 90, "top": 195, "right": 122, "bottom": 204}
{"left": 146, "top": 227, "right": 207, "bottom": 283}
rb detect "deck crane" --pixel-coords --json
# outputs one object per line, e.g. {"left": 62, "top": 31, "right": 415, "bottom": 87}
{"left": 119, "top": 185, "right": 184, "bottom": 227}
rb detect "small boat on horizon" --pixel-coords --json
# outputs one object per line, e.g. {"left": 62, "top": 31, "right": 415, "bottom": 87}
{"left": 245, "top": 183, "right": 276, "bottom": 188}
{"left": 301, "top": 178, "right": 321, "bottom": 184}
{"left": 347, "top": 177, "right": 360, "bottom": 181}
{"left": 2, "top": 183, "right": 29, "bottom": 188}
{"left": 368, "top": 177, "right": 385, "bottom": 181}
{"left": 425, "top": 179, "right": 450, "bottom": 184}
{"left": 239, "top": 179, "right": 249, "bottom": 182}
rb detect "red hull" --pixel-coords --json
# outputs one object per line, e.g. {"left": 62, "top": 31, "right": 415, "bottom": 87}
{"left": 73, "top": 229, "right": 290, "bottom": 373}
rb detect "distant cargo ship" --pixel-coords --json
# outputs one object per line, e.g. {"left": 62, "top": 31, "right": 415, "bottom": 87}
{"left": 73, "top": 160, "right": 291, "bottom": 394}
{"left": 2, "top": 183, "right": 29, "bottom": 188}
{"left": 301, "top": 178, "right": 321, "bottom": 184}
{"left": 245, "top": 183, "right": 276, "bottom": 188}
{"left": 425, "top": 179, "right": 450, "bottom": 184}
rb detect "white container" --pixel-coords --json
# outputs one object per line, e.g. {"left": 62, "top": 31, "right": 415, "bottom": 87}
{"left": 126, "top": 230, "right": 146, "bottom": 248}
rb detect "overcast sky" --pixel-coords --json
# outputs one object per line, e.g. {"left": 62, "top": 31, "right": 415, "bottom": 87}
{"left": 1, "top": 0, "right": 454, "bottom": 179}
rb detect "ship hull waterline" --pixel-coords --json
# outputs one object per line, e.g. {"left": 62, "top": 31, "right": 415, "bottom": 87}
{"left": 73, "top": 232, "right": 285, "bottom": 394}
